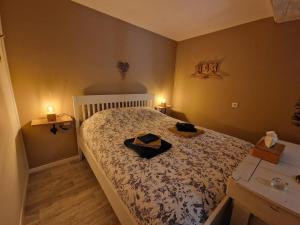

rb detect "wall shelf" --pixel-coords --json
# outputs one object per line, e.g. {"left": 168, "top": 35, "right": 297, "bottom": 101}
{"left": 31, "top": 114, "right": 73, "bottom": 135}
{"left": 154, "top": 105, "right": 172, "bottom": 114}
{"left": 31, "top": 114, "right": 72, "bottom": 126}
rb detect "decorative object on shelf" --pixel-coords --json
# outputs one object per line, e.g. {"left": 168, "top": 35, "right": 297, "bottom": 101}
{"left": 46, "top": 105, "right": 56, "bottom": 122}
{"left": 292, "top": 99, "right": 300, "bottom": 126}
{"left": 117, "top": 61, "right": 130, "bottom": 79}
{"left": 191, "top": 59, "right": 228, "bottom": 79}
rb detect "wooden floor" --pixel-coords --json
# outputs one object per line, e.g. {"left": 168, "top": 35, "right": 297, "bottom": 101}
{"left": 24, "top": 160, "right": 121, "bottom": 225}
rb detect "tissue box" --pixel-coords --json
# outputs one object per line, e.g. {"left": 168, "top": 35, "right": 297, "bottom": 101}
{"left": 251, "top": 139, "right": 285, "bottom": 164}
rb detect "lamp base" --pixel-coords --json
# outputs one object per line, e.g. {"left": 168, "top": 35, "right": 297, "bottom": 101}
{"left": 47, "top": 113, "right": 56, "bottom": 122}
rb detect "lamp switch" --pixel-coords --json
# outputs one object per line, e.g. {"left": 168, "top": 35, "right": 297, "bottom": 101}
{"left": 232, "top": 102, "right": 239, "bottom": 109}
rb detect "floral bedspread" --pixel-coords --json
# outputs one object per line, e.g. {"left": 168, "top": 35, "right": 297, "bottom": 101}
{"left": 81, "top": 107, "right": 253, "bottom": 225}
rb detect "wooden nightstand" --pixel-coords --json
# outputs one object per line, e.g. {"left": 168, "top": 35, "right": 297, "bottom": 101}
{"left": 31, "top": 114, "right": 73, "bottom": 134}
{"left": 227, "top": 141, "right": 300, "bottom": 225}
{"left": 154, "top": 105, "right": 171, "bottom": 114}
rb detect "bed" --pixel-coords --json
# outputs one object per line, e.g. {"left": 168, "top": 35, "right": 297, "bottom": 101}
{"left": 73, "top": 94, "right": 253, "bottom": 225}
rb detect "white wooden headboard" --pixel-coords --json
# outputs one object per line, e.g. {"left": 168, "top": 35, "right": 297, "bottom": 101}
{"left": 72, "top": 94, "right": 154, "bottom": 157}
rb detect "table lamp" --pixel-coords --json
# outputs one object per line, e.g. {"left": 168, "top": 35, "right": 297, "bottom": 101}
{"left": 46, "top": 105, "right": 56, "bottom": 122}
{"left": 160, "top": 98, "right": 166, "bottom": 107}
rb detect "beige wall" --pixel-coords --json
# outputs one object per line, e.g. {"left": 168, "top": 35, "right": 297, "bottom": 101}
{"left": 0, "top": 0, "right": 176, "bottom": 168}
{"left": 173, "top": 18, "right": 300, "bottom": 144}
{"left": 2, "top": 0, "right": 299, "bottom": 171}
{"left": 0, "top": 34, "right": 28, "bottom": 225}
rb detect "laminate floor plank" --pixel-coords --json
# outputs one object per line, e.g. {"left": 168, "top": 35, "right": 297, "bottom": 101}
{"left": 24, "top": 160, "right": 121, "bottom": 225}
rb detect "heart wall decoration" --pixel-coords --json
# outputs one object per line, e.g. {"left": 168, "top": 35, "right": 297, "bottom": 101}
{"left": 117, "top": 61, "right": 130, "bottom": 79}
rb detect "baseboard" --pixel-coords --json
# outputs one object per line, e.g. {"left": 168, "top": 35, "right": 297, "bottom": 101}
{"left": 19, "top": 169, "right": 29, "bottom": 225}
{"left": 29, "top": 155, "right": 80, "bottom": 174}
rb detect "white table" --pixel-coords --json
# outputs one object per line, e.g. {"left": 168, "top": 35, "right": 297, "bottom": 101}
{"left": 227, "top": 141, "right": 300, "bottom": 225}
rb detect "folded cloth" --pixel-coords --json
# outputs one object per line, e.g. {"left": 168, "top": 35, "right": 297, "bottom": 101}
{"left": 176, "top": 122, "right": 197, "bottom": 132}
{"left": 169, "top": 127, "right": 204, "bottom": 138}
{"left": 124, "top": 138, "right": 172, "bottom": 159}
{"left": 137, "top": 133, "right": 160, "bottom": 143}
{"left": 133, "top": 137, "right": 161, "bottom": 149}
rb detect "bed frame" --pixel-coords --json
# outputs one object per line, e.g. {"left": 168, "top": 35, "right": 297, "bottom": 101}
{"left": 73, "top": 94, "right": 231, "bottom": 225}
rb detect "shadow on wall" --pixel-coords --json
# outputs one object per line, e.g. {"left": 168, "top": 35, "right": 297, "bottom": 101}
{"left": 202, "top": 118, "right": 300, "bottom": 145}
{"left": 171, "top": 110, "right": 189, "bottom": 122}
{"left": 171, "top": 111, "right": 261, "bottom": 144}
{"left": 200, "top": 116, "right": 263, "bottom": 144}
{"left": 172, "top": 109, "right": 300, "bottom": 144}
{"left": 84, "top": 80, "right": 148, "bottom": 95}
{"left": 213, "top": 124, "right": 261, "bottom": 144}
{"left": 172, "top": 111, "right": 260, "bottom": 143}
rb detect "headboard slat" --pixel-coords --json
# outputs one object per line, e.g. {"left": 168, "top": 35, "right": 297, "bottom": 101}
{"left": 74, "top": 94, "right": 154, "bottom": 123}
{"left": 92, "top": 104, "right": 96, "bottom": 114}
{"left": 87, "top": 104, "right": 91, "bottom": 117}
{"left": 82, "top": 105, "right": 86, "bottom": 121}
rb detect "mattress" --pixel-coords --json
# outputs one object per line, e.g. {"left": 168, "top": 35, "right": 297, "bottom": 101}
{"left": 81, "top": 107, "right": 253, "bottom": 225}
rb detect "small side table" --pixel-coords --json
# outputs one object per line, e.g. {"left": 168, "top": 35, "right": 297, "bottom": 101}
{"left": 31, "top": 114, "right": 73, "bottom": 134}
{"left": 227, "top": 140, "right": 300, "bottom": 225}
{"left": 154, "top": 105, "right": 171, "bottom": 114}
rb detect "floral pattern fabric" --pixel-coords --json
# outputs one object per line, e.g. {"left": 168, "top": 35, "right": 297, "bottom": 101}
{"left": 81, "top": 107, "right": 253, "bottom": 225}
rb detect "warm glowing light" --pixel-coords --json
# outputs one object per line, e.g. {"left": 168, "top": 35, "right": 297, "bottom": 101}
{"left": 47, "top": 105, "right": 55, "bottom": 114}
{"left": 161, "top": 98, "right": 166, "bottom": 104}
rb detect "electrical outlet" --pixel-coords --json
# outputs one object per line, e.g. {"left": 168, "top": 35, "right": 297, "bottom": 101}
{"left": 232, "top": 102, "right": 239, "bottom": 109}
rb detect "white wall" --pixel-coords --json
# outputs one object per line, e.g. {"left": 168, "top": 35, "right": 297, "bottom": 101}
{"left": 0, "top": 22, "right": 29, "bottom": 225}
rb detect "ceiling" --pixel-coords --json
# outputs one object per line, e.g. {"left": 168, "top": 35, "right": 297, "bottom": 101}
{"left": 71, "top": 0, "right": 289, "bottom": 41}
